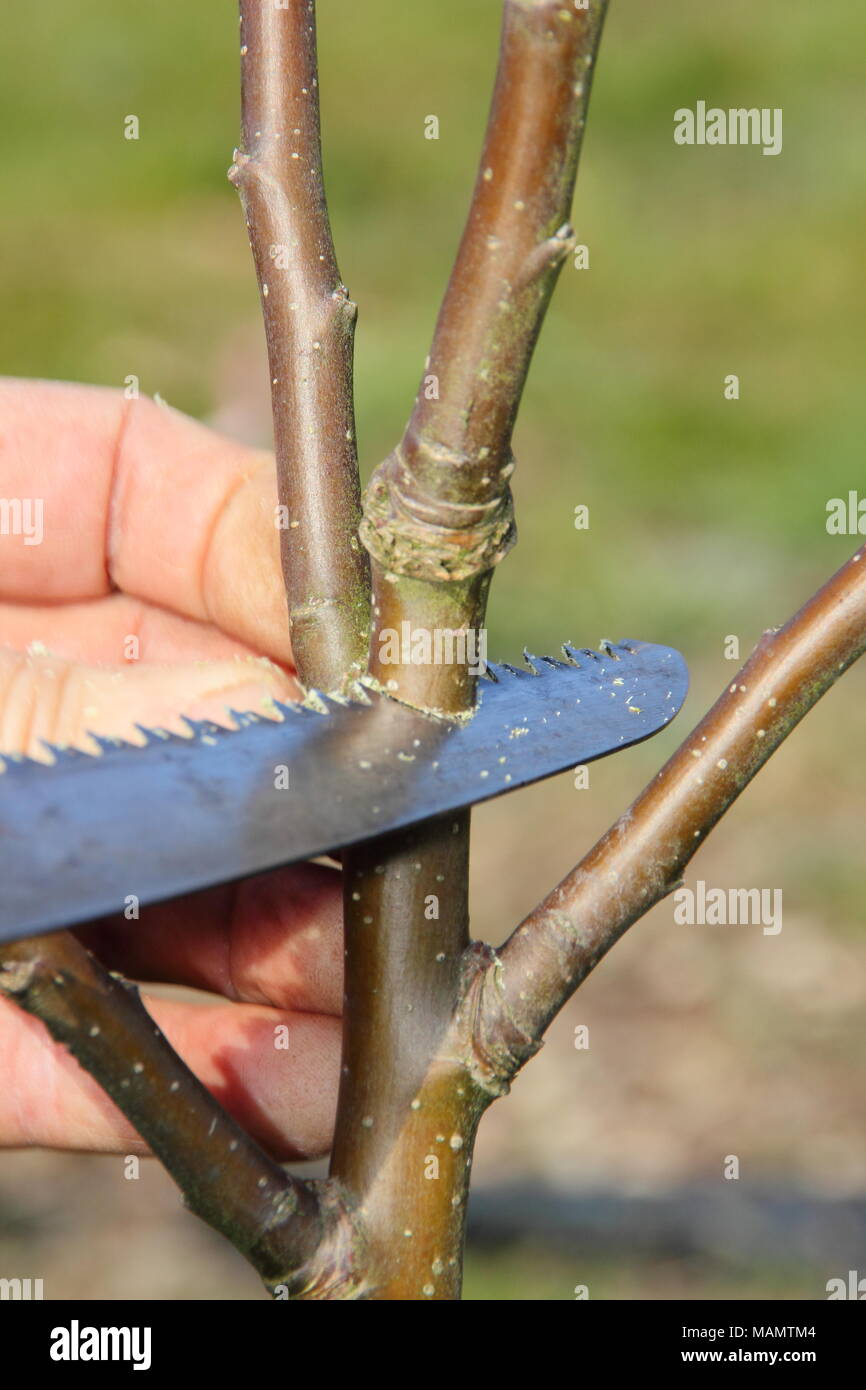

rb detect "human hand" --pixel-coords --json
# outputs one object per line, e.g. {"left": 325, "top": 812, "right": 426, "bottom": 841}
{"left": 0, "top": 379, "right": 342, "bottom": 1160}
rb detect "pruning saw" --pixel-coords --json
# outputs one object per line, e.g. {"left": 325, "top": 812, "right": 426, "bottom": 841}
{"left": 0, "top": 639, "right": 688, "bottom": 942}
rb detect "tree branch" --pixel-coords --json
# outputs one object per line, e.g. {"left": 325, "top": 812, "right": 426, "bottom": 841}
{"left": 360, "top": 0, "right": 608, "bottom": 609}
{"left": 1, "top": 4, "right": 375, "bottom": 1301}
{"left": 229, "top": 0, "right": 369, "bottom": 692}
{"left": 462, "top": 545, "right": 866, "bottom": 1086}
{"left": 331, "top": 0, "right": 610, "bottom": 1299}
{"left": 0, "top": 930, "right": 368, "bottom": 1294}
{"left": 332, "top": 812, "right": 483, "bottom": 1301}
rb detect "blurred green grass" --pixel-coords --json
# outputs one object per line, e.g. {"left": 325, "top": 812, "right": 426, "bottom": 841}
{"left": 2, "top": 0, "right": 864, "bottom": 664}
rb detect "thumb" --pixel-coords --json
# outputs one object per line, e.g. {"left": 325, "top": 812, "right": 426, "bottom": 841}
{"left": 0, "top": 647, "right": 298, "bottom": 759}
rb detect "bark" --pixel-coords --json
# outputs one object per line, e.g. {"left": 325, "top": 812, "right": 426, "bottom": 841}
{"left": 0, "top": 930, "right": 350, "bottom": 1295}
{"left": 461, "top": 544, "right": 866, "bottom": 1083}
{"left": 5, "top": 0, "right": 861, "bottom": 1306}
{"left": 2, "top": 0, "right": 374, "bottom": 1304}
{"left": 229, "top": 0, "right": 369, "bottom": 691}
{"left": 333, "top": 0, "right": 610, "bottom": 1299}
{"left": 361, "top": 0, "right": 609, "bottom": 591}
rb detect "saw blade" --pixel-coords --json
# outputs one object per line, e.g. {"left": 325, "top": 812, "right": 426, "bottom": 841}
{"left": 0, "top": 639, "right": 687, "bottom": 941}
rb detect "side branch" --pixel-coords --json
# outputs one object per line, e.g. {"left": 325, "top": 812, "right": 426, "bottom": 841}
{"left": 230, "top": 0, "right": 369, "bottom": 691}
{"left": 0, "top": 930, "right": 355, "bottom": 1294}
{"left": 467, "top": 546, "right": 866, "bottom": 1077}
{"left": 361, "top": 0, "right": 609, "bottom": 586}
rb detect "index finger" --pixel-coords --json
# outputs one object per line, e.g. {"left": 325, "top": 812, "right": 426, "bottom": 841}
{"left": 0, "top": 378, "right": 293, "bottom": 665}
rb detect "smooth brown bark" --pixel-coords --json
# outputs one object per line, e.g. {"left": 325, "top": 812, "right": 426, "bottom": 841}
{"left": 0, "top": 930, "right": 334, "bottom": 1292}
{"left": 465, "top": 544, "right": 866, "bottom": 1080}
{"left": 230, "top": 0, "right": 369, "bottom": 691}
{"left": 2, "top": 0, "right": 374, "bottom": 1304}
{"left": 333, "top": 814, "right": 482, "bottom": 1299}
{"left": 361, "top": 0, "right": 609, "bottom": 587}
{"left": 334, "top": 0, "right": 610, "bottom": 1299}
{"left": 6, "top": 0, "right": 862, "bottom": 1305}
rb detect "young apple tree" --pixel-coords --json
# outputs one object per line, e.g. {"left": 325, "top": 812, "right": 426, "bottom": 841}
{"left": 1, "top": 0, "right": 864, "bottom": 1301}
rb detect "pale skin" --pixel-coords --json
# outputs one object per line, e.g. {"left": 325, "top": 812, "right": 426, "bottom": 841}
{"left": 0, "top": 379, "right": 343, "bottom": 1159}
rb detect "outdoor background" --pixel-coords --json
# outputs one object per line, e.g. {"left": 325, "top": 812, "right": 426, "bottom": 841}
{"left": 1, "top": 0, "right": 864, "bottom": 1298}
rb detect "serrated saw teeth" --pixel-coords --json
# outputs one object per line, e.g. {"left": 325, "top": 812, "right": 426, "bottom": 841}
{"left": 175, "top": 722, "right": 212, "bottom": 745}
{"left": 225, "top": 709, "right": 262, "bottom": 729}
{"left": 87, "top": 733, "right": 126, "bottom": 753}
{"left": 300, "top": 688, "right": 332, "bottom": 714}
{"left": 39, "top": 743, "right": 89, "bottom": 764}
{"left": 0, "top": 638, "right": 689, "bottom": 943}
{"left": 0, "top": 751, "right": 45, "bottom": 774}
{"left": 269, "top": 698, "right": 306, "bottom": 719}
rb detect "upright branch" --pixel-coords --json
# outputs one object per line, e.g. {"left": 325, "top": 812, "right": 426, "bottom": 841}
{"left": 464, "top": 545, "right": 866, "bottom": 1082}
{"left": 0, "top": 930, "right": 348, "bottom": 1295}
{"left": 360, "top": 0, "right": 609, "bottom": 711}
{"left": 230, "top": 0, "right": 369, "bottom": 692}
